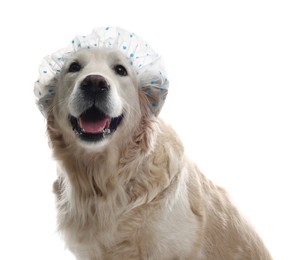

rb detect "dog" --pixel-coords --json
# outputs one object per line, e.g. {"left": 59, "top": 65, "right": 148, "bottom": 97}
{"left": 45, "top": 48, "right": 272, "bottom": 259}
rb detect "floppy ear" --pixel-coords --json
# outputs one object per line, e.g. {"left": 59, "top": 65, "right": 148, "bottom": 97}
{"left": 134, "top": 90, "right": 159, "bottom": 152}
{"left": 34, "top": 52, "right": 64, "bottom": 117}
{"left": 138, "top": 90, "right": 153, "bottom": 117}
{"left": 35, "top": 77, "right": 58, "bottom": 117}
{"left": 138, "top": 71, "right": 168, "bottom": 116}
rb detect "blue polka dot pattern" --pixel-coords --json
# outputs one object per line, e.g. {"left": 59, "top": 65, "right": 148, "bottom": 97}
{"left": 34, "top": 27, "right": 169, "bottom": 116}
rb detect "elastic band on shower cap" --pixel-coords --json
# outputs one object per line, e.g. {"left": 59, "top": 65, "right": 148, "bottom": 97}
{"left": 34, "top": 26, "right": 169, "bottom": 117}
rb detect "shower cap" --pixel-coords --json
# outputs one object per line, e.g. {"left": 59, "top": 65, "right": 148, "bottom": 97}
{"left": 34, "top": 26, "right": 169, "bottom": 117}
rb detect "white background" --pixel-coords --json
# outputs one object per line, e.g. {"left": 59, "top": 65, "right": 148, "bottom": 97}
{"left": 0, "top": 0, "right": 301, "bottom": 259}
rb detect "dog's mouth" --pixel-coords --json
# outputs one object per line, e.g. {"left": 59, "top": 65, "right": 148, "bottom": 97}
{"left": 69, "top": 106, "right": 123, "bottom": 142}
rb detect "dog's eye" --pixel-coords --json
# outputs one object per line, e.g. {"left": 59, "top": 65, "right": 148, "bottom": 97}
{"left": 68, "top": 62, "right": 82, "bottom": 73}
{"left": 114, "top": 65, "right": 127, "bottom": 76}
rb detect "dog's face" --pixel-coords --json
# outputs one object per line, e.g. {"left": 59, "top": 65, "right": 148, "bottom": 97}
{"left": 52, "top": 48, "right": 141, "bottom": 149}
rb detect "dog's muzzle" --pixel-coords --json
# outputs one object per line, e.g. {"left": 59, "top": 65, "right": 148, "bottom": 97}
{"left": 68, "top": 75, "right": 123, "bottom": 142}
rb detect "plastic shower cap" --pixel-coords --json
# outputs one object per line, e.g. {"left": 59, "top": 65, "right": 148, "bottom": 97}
{"left": 34, "top": 26, "right": 169, "bottom": 117}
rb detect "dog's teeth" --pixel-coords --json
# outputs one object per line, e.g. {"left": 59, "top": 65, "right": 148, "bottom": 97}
{"left": 103, "top": 128, "right": 111, "bottom": 136}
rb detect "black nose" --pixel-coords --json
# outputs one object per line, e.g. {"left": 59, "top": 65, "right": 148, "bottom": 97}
{"left": 80, "top": 75, "right": 110, "bottom": 95}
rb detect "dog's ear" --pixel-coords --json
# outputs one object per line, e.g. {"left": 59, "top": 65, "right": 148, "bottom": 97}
{"left": 138, "top": 90, "right": 154, "bottom": 117}
{"left": 35, "top": 77, "right": 58, "bottom": 117}
{"left": 133, "top": 91, "right": 158, "bottom": 152}
{"left": 138, "top": 77, "right": 168, "bottom": 117}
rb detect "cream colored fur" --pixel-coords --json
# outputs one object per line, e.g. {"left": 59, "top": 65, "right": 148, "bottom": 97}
{"left": 47, "top": 49, "right": 272, "bottom": 259}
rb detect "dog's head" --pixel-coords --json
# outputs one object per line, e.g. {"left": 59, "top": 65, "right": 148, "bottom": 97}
{"left": 49, "top": 48, "right": 143, "bottom": 149}
{"left": 35, "top": 27, "right": 169, "bottom": 152}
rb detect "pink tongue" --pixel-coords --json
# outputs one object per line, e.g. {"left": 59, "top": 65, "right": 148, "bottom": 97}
{"left": 79, "top": 117, "right": 110, "bottom": 134}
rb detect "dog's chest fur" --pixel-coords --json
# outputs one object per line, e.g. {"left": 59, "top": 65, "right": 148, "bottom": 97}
{"left": 56, "top": 176, "right": 199, "bottom": 260}
{"left": 52, "top": 123, "right": 201, "bottom": 259}
{"left": 49, "top": 115, "right": 272, "bottom": 260}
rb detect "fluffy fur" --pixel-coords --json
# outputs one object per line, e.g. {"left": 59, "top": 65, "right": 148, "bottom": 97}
{"left": 46, "top": 48, "right": 272, "bottom": 259}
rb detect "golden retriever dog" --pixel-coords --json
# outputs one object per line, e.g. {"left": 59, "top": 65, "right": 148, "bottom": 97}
{"left": 45, "top": 48, "right": 272, "bottom": 259}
